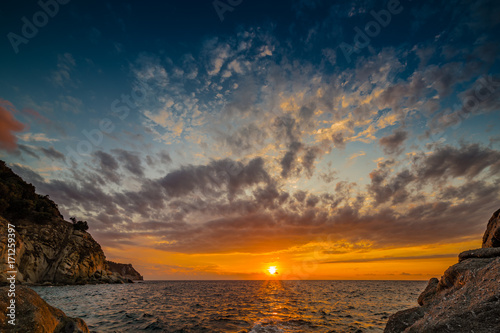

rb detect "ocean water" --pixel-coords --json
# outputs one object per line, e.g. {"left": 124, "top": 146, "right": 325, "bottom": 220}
{"left": 32, "top": 280, "right": 426, "bottom": 333}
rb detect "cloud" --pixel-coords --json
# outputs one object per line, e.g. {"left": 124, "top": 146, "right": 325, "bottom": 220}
{"left": 39, "top": 146, "right": 65, "bottom": 161}
{"left": 0, "top": 100, "right": 25, "bottom": 151}
{"left": 414, "top": 143, "right": 500, "bottom": 181}
{"left": 280, "top": 141, "right": 303, "bottom": 178}
{"left": 18, "top": 144, "right": 40, "bottom": 160}
{"left": 349, "top": 151, "right": 366, "bottom": 160}
{"left": 18, "top": 133, "right": 58, "bottom": 143}
{"left": 113, "top": 149, "right": 144, "bottom": 177}
{"left": 322, "top": 254, "right": 456, "bottom": 264}
{"left": 379, "top": 130, "right": 408, "bottom": 155}
{"left": 94, "top": 151, "right": 121, "bottom": 184}
{"left": 51, "top": 53, "right": 77, "bottom": 87}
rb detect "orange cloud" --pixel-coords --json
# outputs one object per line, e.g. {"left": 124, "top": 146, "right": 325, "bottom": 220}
{"left": 0, "top": 100, "right": 25, "bottom": 151}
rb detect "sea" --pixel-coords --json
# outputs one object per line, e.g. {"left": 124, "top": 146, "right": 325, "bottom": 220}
{"left": 32, "top": 280, "right": 427, "bottom": 333}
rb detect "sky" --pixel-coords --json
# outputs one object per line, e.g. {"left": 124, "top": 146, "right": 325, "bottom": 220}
{"left": 1, "top": 0, "right": 499, "bottom": 280}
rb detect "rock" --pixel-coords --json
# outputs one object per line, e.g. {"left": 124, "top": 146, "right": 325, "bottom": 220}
{"left": 437, "top": 257, "right": 493, "bottom": 291}
{"left": 385, "top": 307, "right": 425, "bottom": 333}
{"left": 385, "top": 208, "right": 500, "bottom": 333}
{"left": 0, "top": 286, "right": 89, "bottom": 332}
{"left": 106, "top": 260, "right": 143, "bottom": 281}
{"left": 458, "top": 247, "right": 500, "bottom": 262}
{"left": 0, "top": 216, "right": 108, "bottom": 285}
{"left": 386, "top": 257, "right": 500, "bottom": 332}
{"left": 417, "top": 278, "right": 438, "bottom": 306}
{"left": 482, "top": 208, "right": 500, "bottom": 247}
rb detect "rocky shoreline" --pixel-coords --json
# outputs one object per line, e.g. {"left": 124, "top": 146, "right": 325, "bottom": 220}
{"left": 385, "top": 208, "right": 500, "bottom": 332}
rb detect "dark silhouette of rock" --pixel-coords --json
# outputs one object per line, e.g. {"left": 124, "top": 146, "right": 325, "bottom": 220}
{"left": 482, "top": 208, "right": 500, "bottom": 247}
{"left": 385, "top": 208, "right": 500, "bottom": 333}
{"left": 106, "top": 260, "right": 144, "bottom": 281}
{"left": 0, "top": 286, "right": 89, "bottom": 332}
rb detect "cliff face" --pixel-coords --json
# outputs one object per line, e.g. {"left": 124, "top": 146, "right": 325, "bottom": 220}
{"left": 0, "top": 161, "right": 141, "bottom": 285}
{"left": 0, "top": 216, "right": 111, "bottom": 285}
{"left": 385, "top": 209, "right": 500, "bottom": 333}
{"left": 106, "top": 260, "right": 144, "bottom": 281}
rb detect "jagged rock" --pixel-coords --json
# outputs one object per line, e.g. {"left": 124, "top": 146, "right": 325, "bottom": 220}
{"left": 106, "top": 260, "right": 144, "bottom": 281}
{"left": 417, "top": 277, "right": 438, "bottom": 306}
{"left": 0, "top": 286, "right": 89, "bottom": 332}
{"left": 482, "top": 208, "right": 500, "bottom": 248}
{"left": 437, "top": 257, "right": 494, "bottom": 290}
{"left": 385, "top": 307, "right": 425, "bottom": 333}
{"left": 385, "top": 208, "right": 500, "bottom": 333}
{"left": 458, "top": 247, "right": 500, "bottom": 262}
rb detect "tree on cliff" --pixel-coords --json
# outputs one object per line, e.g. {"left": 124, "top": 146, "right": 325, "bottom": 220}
{"left": 70, "top": 216, "right": 89, "bottom": 231}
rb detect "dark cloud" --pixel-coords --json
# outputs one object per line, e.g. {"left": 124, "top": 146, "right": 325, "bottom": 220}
{"left": 113, "top": 149, "right": 144, "bottom": 177}
{"left": 222, "top": 123, "right": 267, "bottom": 154}
{"left": 379, "top": 130, "right": 408, "bottom": 155}
{"left": 39, "top": 146, "right": 65, "bottom": 161}
{"left": 298, "top": 104, "right": 315, "bottom": 121}
{"left": 160, "top": 157, "right": 270, "bottom": 199}
{"left": 331, "top": 132, "right": 346, "bottom": 149}
{"left": 302, "top": 146, "right": 320, "bottom": 177}
{"left": 414, "top": 143, "right": 500, "bottom": 181}
{"left": 293, "top": 190, "right": 307, "bottom": 203}
{"left": 280, "top": 141, "right": 302, "bottom": 178}
{"left": 94, "top": 151, "right": 120, "bottom": 184}
{"left": 158, "top": 150, "right": 172, "bottom": 164}
{"left": 18, "top": 144, "right": 40, "bottom": 160}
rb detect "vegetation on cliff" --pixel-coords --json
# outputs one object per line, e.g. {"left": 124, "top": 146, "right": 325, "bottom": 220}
{"left": 0, "top": 161, "right": 62, "bottom": 224}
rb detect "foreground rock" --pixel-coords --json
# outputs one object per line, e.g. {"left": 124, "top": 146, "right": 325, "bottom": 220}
{"left": 106, "top": 260, "right": 144, "bottom": 281}
{"left": 0, "top": 286, "right": 89, "bottom": 332}
{"left": 0, "top": 160, "right": 142, "bottom": 285}
{"left": 385, "top": 208, "right": 500, "bottom": 333}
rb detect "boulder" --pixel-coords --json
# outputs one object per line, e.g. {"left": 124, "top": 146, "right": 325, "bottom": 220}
{"left": 482, "top": 208, "right": 500, "bottom": 248}
{"left": 417, "top": 277, "right": 438, "bottom": 306}
{"left": 0, "top": 286, "right": 89, "bottom": 332}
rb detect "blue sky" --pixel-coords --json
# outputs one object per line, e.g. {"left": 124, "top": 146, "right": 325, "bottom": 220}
{"left": 1, "top": 0, "right": 500, "bottom": 279}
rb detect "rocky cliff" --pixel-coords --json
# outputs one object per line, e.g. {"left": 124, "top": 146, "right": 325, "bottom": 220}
{"left": 0, "top": 161, "right": 141, "bottom": 285}
{"left": 0, "top": 286, "right": 89, "bottom": 332}
{"left": 385, "top": 208, "right": 500, "bottom": 333}
{"left": 106, "top": 260, "right": 144, "bottom": 281}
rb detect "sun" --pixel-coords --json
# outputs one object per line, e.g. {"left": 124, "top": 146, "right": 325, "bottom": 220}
{"left": 268, "top": 266, "right": 278, "bottom": 275}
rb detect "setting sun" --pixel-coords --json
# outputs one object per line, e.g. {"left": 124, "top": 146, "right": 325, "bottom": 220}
{"left": 268, "top": 266, "right": 278, "bottom": 275}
